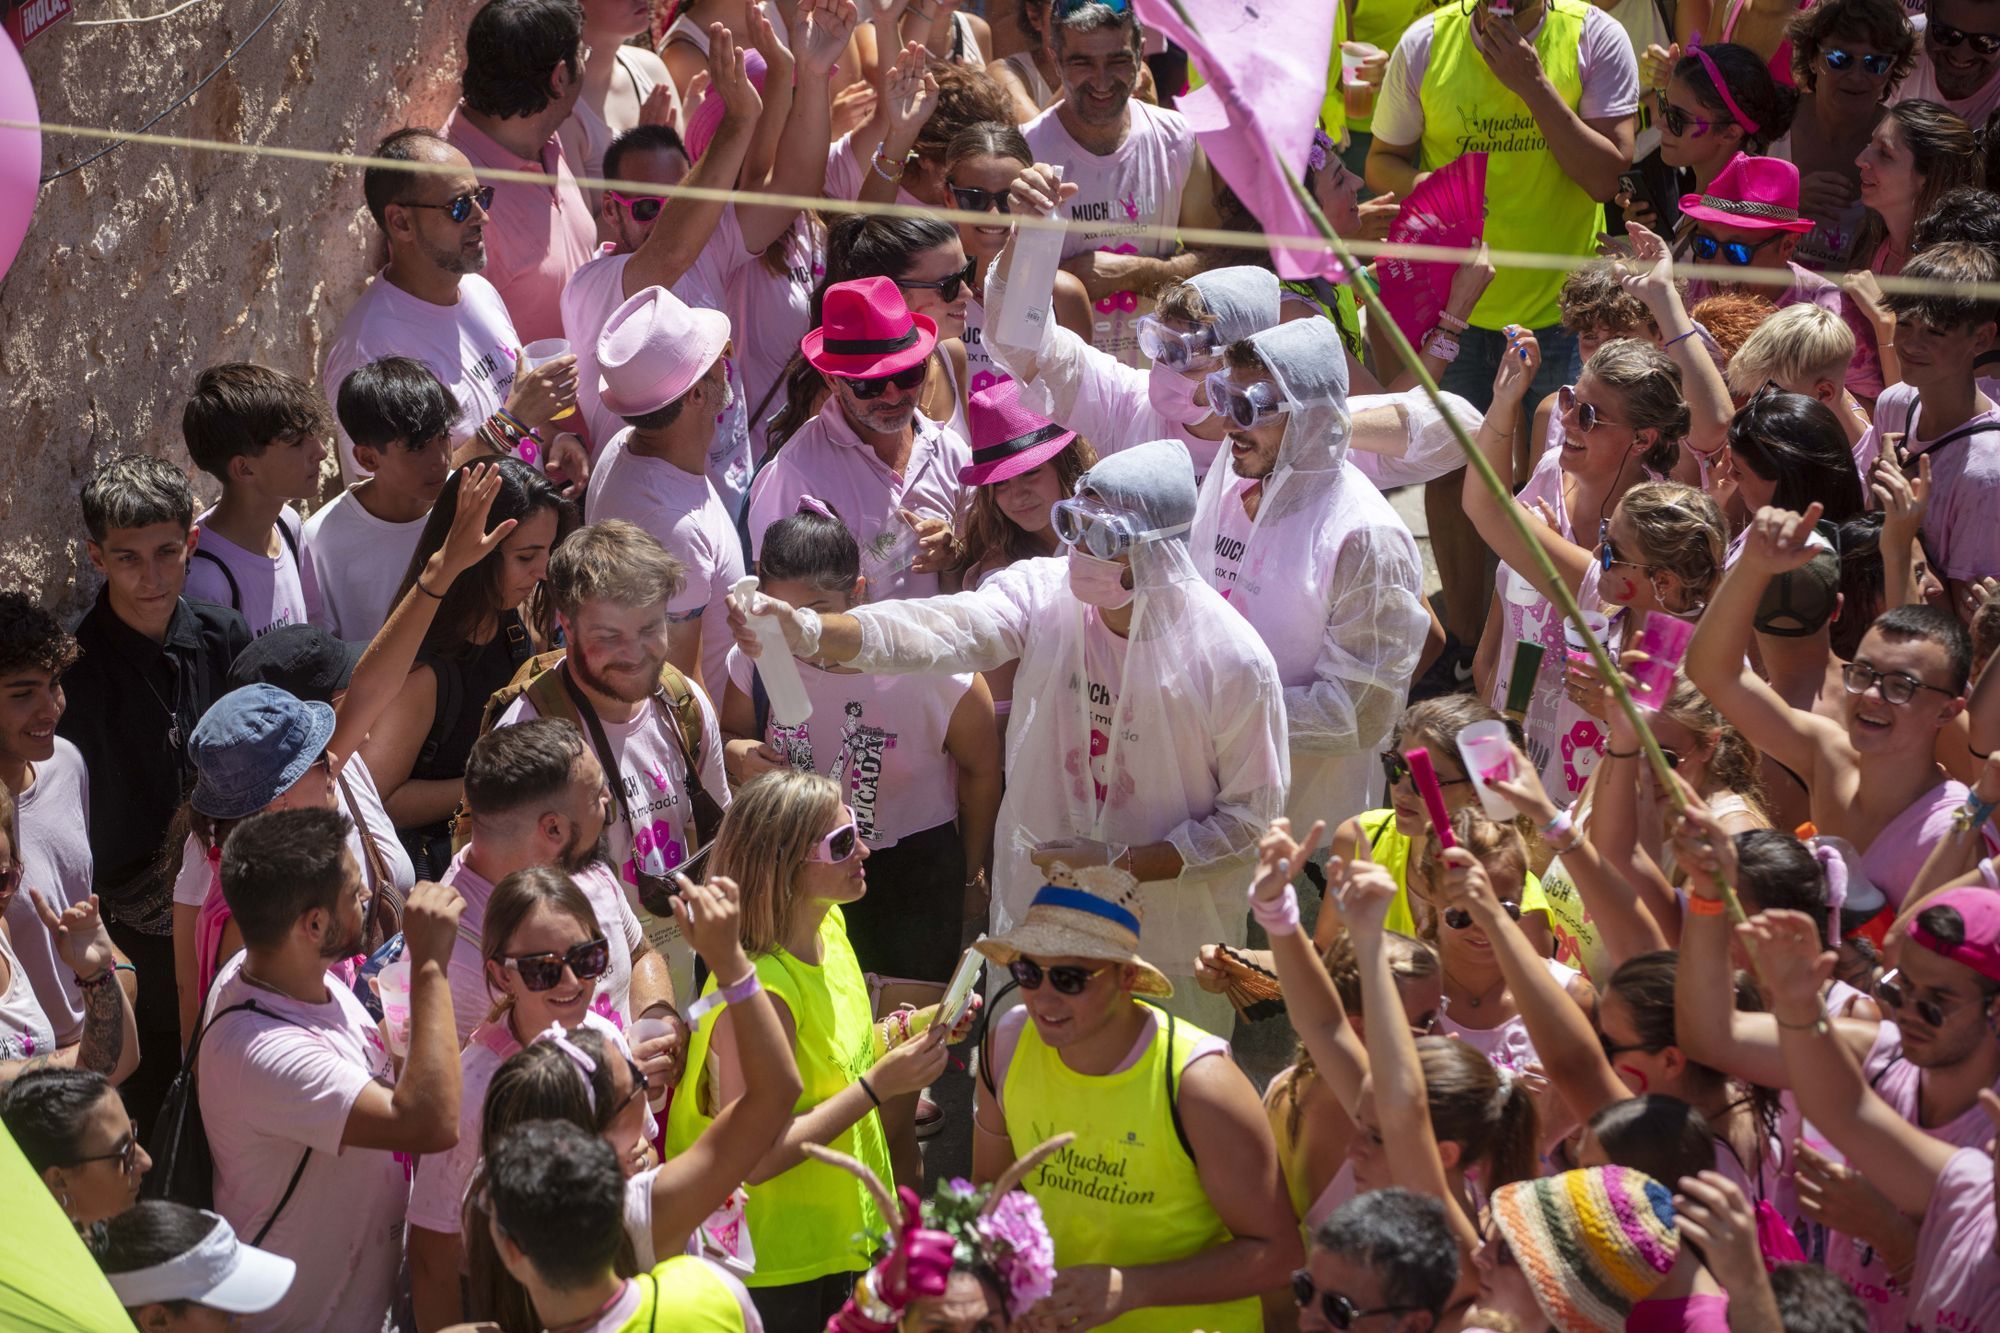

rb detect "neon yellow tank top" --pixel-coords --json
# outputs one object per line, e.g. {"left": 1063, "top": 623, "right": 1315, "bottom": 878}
{"left": 663, "top": 906, "right": 889, "bottom": 1287}
{"left": 614, "top": 1258, "right": 747, "bottom": 1332}
{"left": 1002, "top": 1003, "right": 1260, "bottom": 1333}
{"left": 1417, "top": 0, "right": 1600, "bottom": 330}
{"left": 1354, "top": 808, "right": 1555, "bottom": 937}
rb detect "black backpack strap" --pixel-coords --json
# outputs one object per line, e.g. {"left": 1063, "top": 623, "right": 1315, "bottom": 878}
{"left": 251, "top": 1148, "right": 313, "bottom": 1245}
{"left": 200, "top": 998, "right": 314, "bottom": 1241}
{"left": 500, "top": 609, "right": 534, "bottom": 669}
{"left": 751, "top": 665, "right": 771, "bottom": 742}
{"left": 276, "top": 512, "right": 302, "bottom": 569}
{"left": 1161, "top": 1007, "right": 1196, "bottom": 1166}
{"left": 976, "top": 979, "right": 1021, "bottom": 1098}
{"left": 189, "top": 548, "right": 244, "bottom": 611}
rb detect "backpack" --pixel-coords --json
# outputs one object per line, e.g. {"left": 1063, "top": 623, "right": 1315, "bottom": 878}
{"left": 451, "top": 650, "right": 724, "bottom": 856}
{"left": 189, "top": 513, "right": 303, "bottom": 614}
{"left": 144, "top": 998, "right": 311, "bottom": 1244}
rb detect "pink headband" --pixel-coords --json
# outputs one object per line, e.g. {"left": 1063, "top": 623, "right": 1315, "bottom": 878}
{"left": 534, "top": 1023, "right": 598, "bottom": 1113}
{"left": 796, "top": 495, "right": 836, "bottom": 520}
{"left": 1687, "top": 42, "right": 1759, "bottom": 135}
{"left": 1812, "top": 841, "right": 1846, "bottom": 945}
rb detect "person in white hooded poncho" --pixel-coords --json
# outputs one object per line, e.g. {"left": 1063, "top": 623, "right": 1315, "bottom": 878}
{"left": 728, "top": 439, "right": 1288, "bottom": 1028}
{"left": 1193, "top": 317, "right": 1429, "bottom": 841}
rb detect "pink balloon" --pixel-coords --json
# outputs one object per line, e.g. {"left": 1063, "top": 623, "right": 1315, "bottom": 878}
{"left": 0, "top": 34, "right": 42, "bottom": 286}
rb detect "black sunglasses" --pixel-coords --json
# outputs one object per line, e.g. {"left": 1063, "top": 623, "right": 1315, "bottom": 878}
{"left": 1444, "top": 900, "right": 1522, "bottom": 931}
{"left": 1874, "top": 968, "right": 1989, "bottom": 1029}
{"left": 406, "top": 185, "right": 496, "bottom": 224}
{"left": 1009, "top": 958, "right": 1109, "bottom": 995}
{"left": 1928, "top": 18, "right": 2000, "bottom": 54}
{"left": 947, "top": 181, "right": 1012, "bottom": 215}
{"left": 1379, "top": 750, "right": 1471, "bottom": 790}
{"left": 1292, "top": 1270, "right": 1420, "bottom": 1329}
{"left": 900, "top": 258, "right": 979, "bottom": 303}
{"left": 1841, "top": 661, "right": 1957, "bottom": 707}
{"left": 1600, "top": 1033, "right": 1663, "bottom": 1064}
{"left": 69, "top": 1120, "right": 141, "bottom": 1175}
{"left": 1652, "top": 89, "right": 1723, "bottom": 137}
{"left": 847, "top": 361, "right": 931, "bottom": 399}
{"left": 502, "top": 937, "right": 612, "bottom": 992}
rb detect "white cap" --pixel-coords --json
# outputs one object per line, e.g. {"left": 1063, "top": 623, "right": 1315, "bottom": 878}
{"left": 106, "top": 1212, "right": 296, "bottom": 1314}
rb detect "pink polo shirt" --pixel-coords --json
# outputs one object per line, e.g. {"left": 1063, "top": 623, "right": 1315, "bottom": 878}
{"left": 446, "top": 108, "right": 599, "bottom": 344}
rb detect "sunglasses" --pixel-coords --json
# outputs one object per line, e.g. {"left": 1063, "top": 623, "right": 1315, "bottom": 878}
{"left": 406, "top": 185, "right": 496, "bottom": 224}
{"left": 1599, "top": 1033, "right": 1664, "bottom": 1064}
{"left": 1292, "top": 1270, "right": 1420, "bottom": 1329}
{"left": 1840, "top": 661, "right": 1957, "bottom": 707}
{"left": 1823, "top": 46, "right": 1897, "bottom": 74}
{"left": 807, "top": 822, "right": 862, "bottom": 863}
{"left": 502, "top": 937, "right": 612, "bottom": 992}
{"left": 1379, "top": 750, "right": 1470, "bottom": 790}
{"left": 616, "top": 1055, "right": 650, "bottom": 1115}
{"left": 1008, "top": 958, "right": 1109, "bottom": 995}
{"left": 1690, "top": 230, "right": 1783, "bottom": 267}
{"left": 1598, "top": 534, "right": 1661, "bottom": 574}
{"left": 1137, "top": 314, "right": 1221, "bottom": 371}
{"left": 1928, "top": 18, "right": 2000, "bottom": 55}
{"left": 1874, "top": 968, "right": 1989, "bottom": 1028}
{"left": 1444, "top": 900, "right": 1522, "bottom": 931}
{"left": 1653, "top": 89, "right": 1723, "bottom": 137}
{"left": 605, "top": 189, "right": 666, "bottom": 224}
{"left": 948, "top": 181, "right": 1013, "bottom": 215}
{"left": 69, "top": 1120, "right": 142, "bottom": 1176}
{"left": 847, "top": 362, "right": 930, "bottom": 400}
{"left": 1557, "top": 383, "right": 1621, "bottom": 433}
{"left": 1203, "top": 372, "right": 1287, "bottom": 430}
{"left": 900, "top": 258, "right": 978, "bottom": 304}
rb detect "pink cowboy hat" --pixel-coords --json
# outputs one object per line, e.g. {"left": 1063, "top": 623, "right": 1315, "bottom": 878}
{"left": 598, "top": 285, "right": 732, "bottom": 419}
{"left": 1678, "top": 152, "right": 1816, "bottom": 235}
{"left": 801, "top": 276, "right": 938, "bottom": 380}
{"left": 959, "top": 378, "right": 1078, "bottom": 486}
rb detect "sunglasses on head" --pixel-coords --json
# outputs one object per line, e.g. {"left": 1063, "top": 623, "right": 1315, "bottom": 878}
{"left": 1823, "top": 46, "right": 1897, "bottom": 74}
{"left": 1652, "top": 89, "right": 1723, "bottom": 137}
{"left": 899, "top": 258, "right": 978, "bottom": 304}
{"left": 807, "top": 822, "right": 862, "bottom": 863}
{"left": 1292, "top": 1270, "right": 1420, "bottom": 1329}
{"left": 846, "top": 362, "right": 930, "bottom": 400}
{"left": 1008, "top": 957, "right": 1109, "bottom": 994}
{"left": 1874, "top": 968, "right": 1989, "bottom": 1028}
{"left": 948, "top": 181, "right": 1013, "bottom": 215}
{"left": 605, "top": 189, "right": 666, "bottom": 223}
{"left": 1841, "top": 661, "right": 1957, "bottom": 706}
{"left": 503, "top": 937, "right": 612, "bottom": 992}
{"left": 1928, "top": 17, "right": 2000, "bottom": 55}
{"left": 1690, "top": 230, "right": 1783, "bottom": 266}
{"left": 1444, "top": 900, "right": 1522, "bottom": 930}
{"left": 407, "top": 185, "right": 496, "bottom": 224}
{"left": 69, "top": 1119, "right": 142, "bottom": 1176}
{"left": 1379, "top": 750, "right": 1470, "bottom": 790}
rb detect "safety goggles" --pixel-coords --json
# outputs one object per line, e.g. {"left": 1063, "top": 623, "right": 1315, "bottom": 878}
{"left": 900, "top": 258, "right": 978, "bottom": 304}
{"left": 1823, "top": 46, "right": 1897, "bottom": 74}
{"left": 1557, "top": 383, "right": 1621, "bottom": 433}
{"left": 1840, "top": 661, "right": 1957, "bottom": 706}
{"left": 1203, "top": 372, "right": 1288, "bottom": 430}
{"left": 407, "top": 185, "right": 496, "bottom": 224}
{"left": 1690, "top": 230, "right": 1784, "bottom": 267}
{"left": 1008, "top": 958, "right": 1109, "bottom": 994}
{"left": 807, "top": 822, "right": 862, "bottom": 863}
{"left": 1291, "top": 1270, "right": 1421, "bottom": 1329}
{"left": 605, "top": 189, "right": 666, "bottom": 223}
{"left": 1136, "top": 314, "right": 1221, "bottom": 371}
{"left": 1444, "top": 900, "right": 1522, "bottom": 931}
{"left": 1927, "top": 18, "right": 2000, "bottom": 55}
{"left": 846, "top": 362, "right": 930, "bottom": 400}
{"left": 1652, "top": 89, "right": 1722, "bottom": 137}
{"left": 1379, "top": 750, "right": 1470, "bottom": 791}
{"left": 947, "top": 181, "right": 1012, "bottom": 214}
{"left": 503, "top": 937, "right": 612, "bottom": 992}
{"left": 68, "top": 1119, "right": 142, "bottom": 1176}
{"left": 1874, "top": 968, "right": 1987, "bottom": 1028}
{"left": 1050, "top": 496, "right": 1188, "bottom": 559}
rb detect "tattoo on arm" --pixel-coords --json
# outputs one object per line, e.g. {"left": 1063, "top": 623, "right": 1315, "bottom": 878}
{"left": 77, "top": 977, "right": 126, "bottom": 1077}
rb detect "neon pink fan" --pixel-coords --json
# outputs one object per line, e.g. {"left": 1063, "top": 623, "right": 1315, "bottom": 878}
{"left": 1377, "top": 152, "right": 1488, "bottom": 348}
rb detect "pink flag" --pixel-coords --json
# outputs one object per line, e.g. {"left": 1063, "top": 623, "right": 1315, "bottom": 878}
{"left": 1133, "top": 0, "right": 1339, "bottom": 281}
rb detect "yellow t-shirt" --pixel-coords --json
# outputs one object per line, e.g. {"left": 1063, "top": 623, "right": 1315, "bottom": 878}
{"left": 1351, "top": 808, "right": 1554, "bottom": 937}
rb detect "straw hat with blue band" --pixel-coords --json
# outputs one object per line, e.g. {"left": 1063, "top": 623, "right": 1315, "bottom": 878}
{"left": 974, "top": 865, "right": 1175, "bottom": 998}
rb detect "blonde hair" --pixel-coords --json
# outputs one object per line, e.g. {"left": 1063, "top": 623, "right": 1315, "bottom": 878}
{"left": 1585, "top": 339, "right": 1689, "bottom": 474}
{"left": 1411, "top": 808, "right": 1530, "bottom": 943}
{"left": 1657, "top": 674, "right": 1769, "bottom": 823}
{"left": 546, "top": 520, "right": 687, "bottom": 620}
{"left": 1282, "top": 930, "right": 1439, "bottom": 1138}
{"left": 706, "top": 771, "right": 845, "bottom": 956}
{"left": 1725, "top": 303, "right": 1855, "bottom": 397}
{"left": 1620, "top": 481, "right": 1726, "bottom": 614}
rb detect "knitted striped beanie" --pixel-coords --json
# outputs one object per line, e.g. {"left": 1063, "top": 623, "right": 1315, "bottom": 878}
{"left": 1489, "top": 1166, "right": 1681, "bottom": 1333}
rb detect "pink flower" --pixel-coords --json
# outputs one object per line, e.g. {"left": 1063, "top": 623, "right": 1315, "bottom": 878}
{"left": 978, "top": 1190, "right": 1056, "bottom": 1311}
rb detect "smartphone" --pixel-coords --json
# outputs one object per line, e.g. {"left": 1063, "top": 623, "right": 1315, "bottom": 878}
{"left": 939, "top": 941, "right": 987, "bottom": 1034}
{"left": 634, "top": 842, "right": 715, "bottom": 919}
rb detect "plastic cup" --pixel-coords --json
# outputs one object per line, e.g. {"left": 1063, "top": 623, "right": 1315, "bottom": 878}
{"left": 1564, "top": 610, "right": 1610, "bottom": 667}
{"left": 521, "top": 338, "right": 576, "bottom": 420}
{"left": 1629, "top": 612, "right": 1696, "bottom": 711}
{"left": 1456, "top": 720, "right": 1518, "bottom": 820}
{"left": 1340, "top": 43, "right": 1376, "bottom": 117}
{"left": 376, "top": 956, "right": 412, "bottom": 1059}
{"left": 629, "top": 1015, "right": 676, "bottom": 1108}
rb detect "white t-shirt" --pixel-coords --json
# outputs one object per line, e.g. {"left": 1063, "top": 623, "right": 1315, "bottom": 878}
{"left": 6, "top": 740, "right": 92, "bottom": 1045}
{"left": 1372, "top": 7, "right": 1641, "bottom": 146}
{"left": 301, "top": 489, "right": 430, "bottom": 642}
{"left": 438, "top": 850, "right": 644, "bottom": 1047}
{"left": 1023, "top": 100, "right": 1198, "bottom": 367}
{"left": 197, "top": 952, "right": 408, "bottom": 1333}
{"left": 962, "top": 294, "right": 1011, "bottom": 399}
{"left": 322, "top": 270, "right": 521, "bottom": 484}
{"left": 1080, "top": 620, "right": 1133, "bottom": 810}
{"left": 497, "top": 686, "right": 729, "bottom": 1005}
{"left": 186, "top": 507, "right": 312, "bottom": 637}
{"left": 585, "top": 434, "right": 748, "bottom": 705}
{"left": 0, "top": 929, "right": 56, "bottom": 1063}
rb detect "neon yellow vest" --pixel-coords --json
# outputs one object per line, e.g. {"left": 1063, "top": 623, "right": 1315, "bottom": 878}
{"left": 1347, "top": 0, "right": 1444, "bottom": 131}
{"left": 1003, "top": 1003, "right": 1259, "bottom": 1333}
{"left": 663, "top": 906, "right": 889, "bottom": 1287}
{"left": 1417, "top": 0, "right": 1601, "bottom": 330}
{"left": 1355, "top": 809, "right": 1556, "bottom": 938}
{"left": 615, "top": 1258, "right": 748, "bottom": 1332}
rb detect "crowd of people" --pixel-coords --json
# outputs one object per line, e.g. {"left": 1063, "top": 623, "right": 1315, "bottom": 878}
{"left": 10, "top": 0, "right": 2000, "bottom": 1328}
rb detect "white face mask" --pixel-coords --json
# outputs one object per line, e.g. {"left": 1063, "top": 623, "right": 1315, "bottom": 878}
{"left": 1147, "top": 365, "right": 1213, "bottom": 427}
{"left": 1067, "top": 547, "right": 1136, "bottom": 609}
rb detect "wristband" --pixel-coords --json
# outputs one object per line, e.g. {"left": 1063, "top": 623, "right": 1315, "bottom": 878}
{"left": 859, "top": 1074, "right": 883, "bottom": 1108}
{"left": 1423, "top": 329, "right": 1461, "bottom": 363}
{"left": 1436, "top": 310, "right": 1470, "bottom": 334}
{"left": 683, "top": 970, "right": 763, "bottom": 1030}
{"left": 75, "top": 967, "right": 116, "bottom": 990}
{"left": 1539, "top": 807, "right": 1574, "bottom": 842}
{"left": 1603, "top": 746, "right": 1640, "bottom": 759}
{"left": 1686, "top": 894, "right": 1729, "bottom": 916}
{"left": 1775, "top": 1006, "right": 1828, "bottom": 1033}
{"left": 872, "top": 150, "right": 907, "bottom": 183}
{"left": 1662, "top": 327, "right": 1699, "bottom": 350}
{"left": 416, "top": 577, "right": 446, "bottom": 599}
{"left": 113, "top": 962, "right": 136, "bottom": 974}
{"left": 1247, "top": 881, "right": 1302, "bottom": 936}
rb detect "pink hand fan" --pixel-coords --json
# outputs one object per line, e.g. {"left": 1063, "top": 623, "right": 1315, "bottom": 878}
{"left": 1377, "top": 152, "right": 1488, "bottom": 348}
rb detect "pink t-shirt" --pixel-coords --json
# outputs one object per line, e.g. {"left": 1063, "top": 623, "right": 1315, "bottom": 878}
{"left": 186, "top": 507, "right": 312, "bottom": 636}
{"left": 1908, "top": 1146, "right": 2000, "bottom": 1333}
{"left": 1859, "top": 385, "right": 2000, "bottom": 585}
{"left": 445, "top": 109, "right": 599, "bottom": 345}
{"left": 1439, "top": 957, "right": 1580, "bottom": 1073}
{"left": 725, "top": 646, "right": 969, "bottom": 847}
{"left": 1859, "top": 778, "right": 1980, "bottom": 909}
{"left": 322, "top": 270, "right": 520, "bottom": 484}
{"left": 197, "top": 952, "right": 408, "bottom": 1333}
{"left": 744, "top": 399, "right": 972, "bottom": 601}
{"left": 1023, "top": 100, "right": 1197, "bottom": 367}
{"left": 1895, "top": 42, "right": 2000, "bottom": 135}
{"left": 1684, "top": 263, "right": 1883, "bottom": 402}
{"left": 1627, "top": 1295, "right": 1732, "bottom": 1333}
{"left": 6, "top": 739, "right": 92, "bottom": 1045}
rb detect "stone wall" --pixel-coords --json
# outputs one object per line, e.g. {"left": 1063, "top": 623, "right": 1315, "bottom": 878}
{"left": 0, "top": 0, "right": 478, "bottom": 616}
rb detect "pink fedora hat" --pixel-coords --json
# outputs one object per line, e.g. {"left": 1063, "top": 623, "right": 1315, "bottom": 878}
{"left": 1678, "top": 153, "right": 1816, "bottom": 235}
{"left": 598, "top": 285, "right": 732, "bottom": 419}
{"left": 801, "top": 276, "right": 938, "bottom": 380}
{"left": 959, "top": 378, "right": 1078, "bottom": 486}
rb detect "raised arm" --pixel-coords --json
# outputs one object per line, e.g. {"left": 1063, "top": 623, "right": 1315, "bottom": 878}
{"left": 858, "top": 42, "right": 939, "bottom": 208}
{"left": 739, "top": 0, "right": 856, "bottom": 252}
{"left": 1463, "top": 328, "right": 1596, "bottom": 600}
{"left": 22, "top": 893, "right": 138, "bottom": 1084}
{"left": 341, "top": 881, "right": 465, "bottom": 1154}
{"left": 1617, "top": 224, "right": 1732, "bottom": 459}
{"left": 1255, "top": 821, "right": 1371, "bottom": 1115}
{"left": 1586, "top": 667, "right": 1689, "bottom": 940}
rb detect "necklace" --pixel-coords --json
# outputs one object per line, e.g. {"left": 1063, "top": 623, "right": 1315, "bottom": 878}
{"left": 1453, "top": 971, "right": 1508, "bottom": 1011}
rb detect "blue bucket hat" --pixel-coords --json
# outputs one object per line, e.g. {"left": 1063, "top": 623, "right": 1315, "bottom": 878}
{"left": 189, "top": 685, "right": 337, "bottom": 820}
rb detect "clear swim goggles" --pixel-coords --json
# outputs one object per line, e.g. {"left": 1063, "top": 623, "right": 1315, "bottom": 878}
{"left": 1050, "top": 496, "right": 1190, "bottom": 558}
{"left": 1136, "top": 314, "right": 1222, "bottom": 371}
{"left": 1203, "top": 372, "right": 1288, "bottom": 430}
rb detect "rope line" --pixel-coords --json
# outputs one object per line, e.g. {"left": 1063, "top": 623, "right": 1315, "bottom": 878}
{"left": 73, "top": 0, "right": 221, "bottom": 26}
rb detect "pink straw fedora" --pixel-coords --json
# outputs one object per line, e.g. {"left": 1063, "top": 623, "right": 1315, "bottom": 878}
{"left": 801, "top": 276, "right": 938, "bottom": 380}
{"left": 598, "top": 285, "right": 732, "bottom": 419}
{"left": 1678, "top": 152, "right": 1816, "bottom": 235}
{"left": 958, "top": 378, "right": 1079, "bottom": 486}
